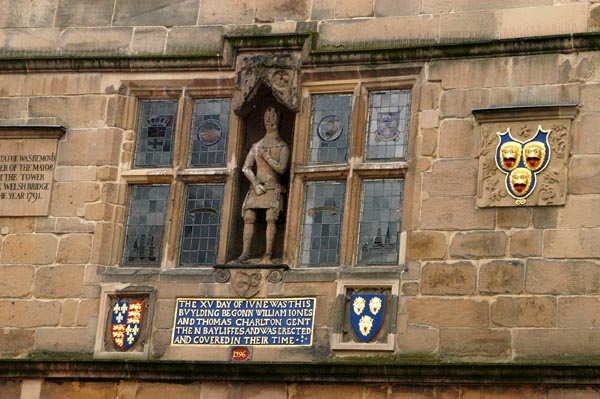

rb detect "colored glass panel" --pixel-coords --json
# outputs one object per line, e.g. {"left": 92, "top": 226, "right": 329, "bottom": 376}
{"left": 134, "top": 100, "right": 178, "bottom": 168}
{"left": 365, "top": 90, "right": 411, "bottom": 161}
{"left": 309, "top": 94, "right": 352, "bottom": 163}
{"left": 189, "top": 98, "right": 231, "bottom": 167}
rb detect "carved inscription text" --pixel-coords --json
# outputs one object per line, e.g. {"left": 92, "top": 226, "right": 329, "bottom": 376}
{"left": 0, "top": 139, "right": 58, "bottom": 216}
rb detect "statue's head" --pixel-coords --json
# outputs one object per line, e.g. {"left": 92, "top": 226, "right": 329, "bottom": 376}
{"left": 264, "top": 106, "right": 280, "bottom": 131}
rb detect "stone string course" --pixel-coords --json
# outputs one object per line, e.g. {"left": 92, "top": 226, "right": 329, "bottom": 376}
{"left": 0, "top": 1, "right": 598, "bottom": 55}
{"left": 3, "top": 377, "right": 600, "bottom": 398}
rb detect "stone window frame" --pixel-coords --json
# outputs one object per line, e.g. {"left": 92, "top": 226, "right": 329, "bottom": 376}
{"left": 119, "top": 82, "right": 241, "bottom": 269}
{"left": 115, "top": 75, "right": 416, "bottom": 270}
{"left": 284, "top": 78, "right": 416, "bottom": 268}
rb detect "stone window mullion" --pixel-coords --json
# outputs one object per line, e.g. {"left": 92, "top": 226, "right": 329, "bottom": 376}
{"left": 294, "top": 79, "right": 413, "bottom": 268}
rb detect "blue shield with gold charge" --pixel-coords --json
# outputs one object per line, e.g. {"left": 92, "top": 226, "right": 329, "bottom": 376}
{"left": 349, "top": 294, "right": 385, "bottom": 343}
{"left": 111, "top": 301, "right": 144, "bottom": 351}
{"left": 495, "top": 126, "right": 551, "bottom": 200}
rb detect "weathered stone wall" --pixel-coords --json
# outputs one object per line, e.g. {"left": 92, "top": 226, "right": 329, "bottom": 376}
{"left": 401, "top": 50, "right": 600, "bottom": 362}
{"left": 0, "top": 50, "right": 599, "bottom": 362}
{"left": 0, "top": 71, "right": 127, "bottom": 355}
{"left": 0, "top": 0, "right": 598, "bottom": 55}
{"left": 3, "top": 379, "right": 600, "bottom": 399}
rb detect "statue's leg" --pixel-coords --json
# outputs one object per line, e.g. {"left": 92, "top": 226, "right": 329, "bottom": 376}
{"left": 238, "top": 209, "right": 256, "bottom": 262}
{"left": 260, "top": 208, "right": 278, "bottom": 264}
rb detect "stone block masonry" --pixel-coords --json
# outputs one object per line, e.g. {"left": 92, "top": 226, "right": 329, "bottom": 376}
{"left": 0, "top": 1, "right": 593, "bottom": 55}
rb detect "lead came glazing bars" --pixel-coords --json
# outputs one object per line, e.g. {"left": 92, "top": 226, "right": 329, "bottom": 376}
{"left": 123, "top": 81, "right": 411, "bottom": 269}
{"left": 365, "top": 90, "right": 411, "bottom": 161}
{"left": 179, "top": 184, "right": 225, "bottom": 266}
{"left": 123, "top": 185, "right": 170, "bottom": 266}
{"left": 134, "top": 100, "right": 178, "bottom": 168}
{"left": 300, "top": 181, "right": 346, "bottom": 265}
{"left": 357, "top": 179, "right": 404, "bottom": 265}
{"left": 309, "top": 94, "right": 352, "bottom": 164}
{"left": 189, "top": 98, "right": 231, "bottom": 167}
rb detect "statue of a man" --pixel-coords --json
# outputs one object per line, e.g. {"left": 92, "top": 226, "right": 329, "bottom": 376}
{"left": 238, "top": 106, "right": 290, "bottom": 263}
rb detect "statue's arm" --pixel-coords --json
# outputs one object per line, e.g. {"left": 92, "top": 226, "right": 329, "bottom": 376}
{"left": 261, "top": 144, "right": 289, "bottom": 175}
{"left": 242, "top": 146, "right": 264, "bottom": 194}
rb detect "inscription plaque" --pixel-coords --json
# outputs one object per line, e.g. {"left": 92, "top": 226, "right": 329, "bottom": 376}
{"left": 0, "top": 127, "right": 64, "bottom": 216}
{"left": 172, "top": 298, "right": 315, "bottom": 346}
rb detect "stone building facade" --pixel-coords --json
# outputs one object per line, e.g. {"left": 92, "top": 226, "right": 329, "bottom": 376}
{"left": 1, "top": 1, "right": 600, "bottom": 398}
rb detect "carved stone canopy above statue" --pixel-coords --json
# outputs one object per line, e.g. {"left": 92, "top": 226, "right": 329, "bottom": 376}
{"left": 234, "top": 51, "right": 302, "bottom": 115}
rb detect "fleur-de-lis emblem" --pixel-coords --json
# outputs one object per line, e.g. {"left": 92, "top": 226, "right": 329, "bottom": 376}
{"left": 111, "top": 301, "right": 144, "bottom": 351}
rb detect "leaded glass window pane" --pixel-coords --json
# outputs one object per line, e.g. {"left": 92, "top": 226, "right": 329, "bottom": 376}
{"left": 365, "top": 90, "right": 411, "bottom": 161}
{"left": 300, "top": 181, "right": 346, "bottom": 266}
{"left": 309, "top": 94, "right": 352, "bottom": 163}
{"left": 189, "top": 98, "right": 231, "bottom": 167}
{"left": 357, "top": 179, "right": 404, "bottom": 265}
{"left": 179, "top": 184, "right": 224, "bottom": 266}
{"left": 123, "top": 185, "right": 170, "bottom": 266}
{"left": 134, "top": 100, "right": 178, "bottom": 168}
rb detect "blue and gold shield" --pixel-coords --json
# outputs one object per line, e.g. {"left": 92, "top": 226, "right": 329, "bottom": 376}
{"left": 349, "top": 294, "right": 385, "bottom": 343}
{"left": 495, "top": 126, "right": 551, "bottom": 202}
{"left": 111, "top": 301, "right": 143, "bottom": 351}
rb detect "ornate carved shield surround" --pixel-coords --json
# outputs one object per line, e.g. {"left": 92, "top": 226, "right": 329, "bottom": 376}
{"left": 474, "top": 106, "right": 577, "bottom": 207}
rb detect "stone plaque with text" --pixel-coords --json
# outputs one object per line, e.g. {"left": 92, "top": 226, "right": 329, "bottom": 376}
{"left": 0, "top": 127, "right": 64, "bottom": 216}
{"left": 172, "top": 298, "right": 316, "bottom": 346}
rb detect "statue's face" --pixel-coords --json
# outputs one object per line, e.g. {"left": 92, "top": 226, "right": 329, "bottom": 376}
{"left": 500, "top": 142, "right": 521, "bottom": 170}
{"left": 523, "top": 142, "right": 545, "bottom": 170}
{"left": 510, "top": 167, "right": 532, "bottom": 195}
{"left": 264, "top": 107, "right": 279, "bottom": 131}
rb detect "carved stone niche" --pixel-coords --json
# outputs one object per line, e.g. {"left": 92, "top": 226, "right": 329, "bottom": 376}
{"left": 223, "top": 50, "right": 301, "bottom": 266}
{"left": 473, "top": 105, "right": 578, "bottom": 207}
{"left": 233, "top": 51, "right": 302, "bottom": 115}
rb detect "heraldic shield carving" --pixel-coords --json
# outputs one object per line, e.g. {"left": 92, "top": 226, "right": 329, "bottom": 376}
{"left": 111, "top": 301, "right": 144, "bottom": 351}
{"left": 495, "top": 126, "right": 551, "bottom": 205}
{"left": 349, "top": 294, "right": 385, "bottom": 343}
{"left": 475, "top": 105, "right": 577, "bottom": 208}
